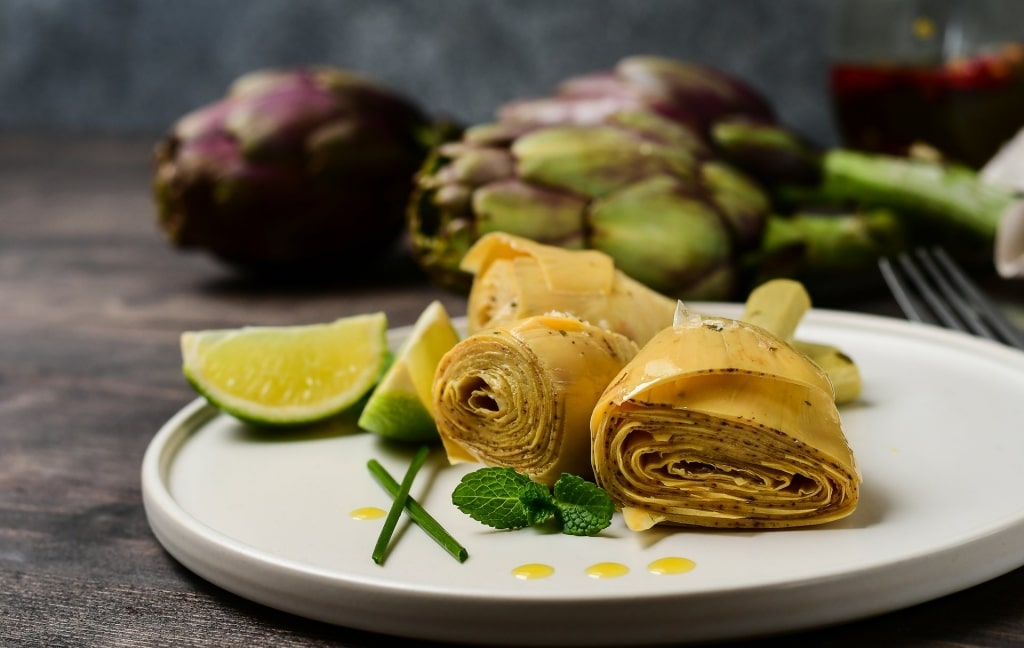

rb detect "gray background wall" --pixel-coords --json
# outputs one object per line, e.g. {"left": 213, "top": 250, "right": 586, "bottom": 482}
{"left": 0, "top": 0, "right": 839, "bottom": 144}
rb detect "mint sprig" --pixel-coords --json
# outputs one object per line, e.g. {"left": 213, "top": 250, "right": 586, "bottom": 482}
{"left": 452, "top": 467, "right": 614, "bottom": 536}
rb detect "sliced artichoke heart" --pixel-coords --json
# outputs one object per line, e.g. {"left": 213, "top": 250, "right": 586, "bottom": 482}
{"left": 433, "top": 312, "right": 639, "bottom": 485}
{"left": 460, "top": 230, "right": 615, "bottom": 293}
{"left": 462, "top": 232, "right": 677, "bottom": 345}
{"left": 591, "top": 303, "right": 860, "bottom": 530}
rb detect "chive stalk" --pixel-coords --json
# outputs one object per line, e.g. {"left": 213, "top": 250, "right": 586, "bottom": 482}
{"left": 367, "top": 457, "right": 469, "bottom": 564}
{"left": 371, "top": 445, "right": 430, "bottom": 565}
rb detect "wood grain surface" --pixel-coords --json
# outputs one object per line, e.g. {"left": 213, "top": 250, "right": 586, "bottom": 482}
{"left": 2, "top": 135, "right": 1023, "bottom": 647}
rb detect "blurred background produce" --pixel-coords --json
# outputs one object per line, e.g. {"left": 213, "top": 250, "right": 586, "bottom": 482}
{"left": 409, "top": 55, "right": 1014, "bottom": 301}
{"left": 408, "top": 57, "right": 781, "bottom": 300}
{"left": 829, "top": 0, "right": 1024, "bottom": 169}
{"left": 153, "top": 67, "right": 441, "bottom": 271}
{"left": 3, "top": 0, "right": 1021, "bottom": 303}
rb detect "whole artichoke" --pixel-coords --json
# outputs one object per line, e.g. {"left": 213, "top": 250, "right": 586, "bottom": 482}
{"left": 411, "top": 109, "right": 773, "bottom": 300}
{"left": 409, "top": 56, "right": 910, "bottom": 301}
{"left": 154, "top": 66, "right": 434, "bottom": 270}
{"left": 409, "top": 57, "right": 779, "bottom": 300}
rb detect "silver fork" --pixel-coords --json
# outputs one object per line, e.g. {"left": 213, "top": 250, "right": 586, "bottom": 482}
{"left": 878, "top": 247, "right": 1024, "bottom": 350}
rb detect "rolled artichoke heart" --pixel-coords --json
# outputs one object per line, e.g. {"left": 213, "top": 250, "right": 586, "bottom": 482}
{"left": 433, "top": 312, "right": 639, "bottom": 485}
{"left": 591, "top": 302, "right": 860, "bottom": 530}
{"left": 461, "top": 231, "right": 677, "bottom": 346}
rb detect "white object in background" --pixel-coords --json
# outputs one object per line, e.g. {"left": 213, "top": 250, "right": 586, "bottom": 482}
{"left": 981, "top": 127, "right": 1024, "bottom": 278}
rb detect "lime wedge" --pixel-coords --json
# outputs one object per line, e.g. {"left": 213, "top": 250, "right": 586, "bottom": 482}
{"left": 359, "top": 301, "right": 461, "bottom": 442}
{"left": 181, "top": 312, "right": 388, "bottom": 427}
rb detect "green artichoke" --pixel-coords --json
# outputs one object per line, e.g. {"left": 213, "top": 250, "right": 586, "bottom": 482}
{"left": 409, "top": 109, "right": 773, "bottom": 300}
{"left": 408, "top": 56, "right": 907, "bottom": 301}
{"left": 154, "top": 66, "right": 435, "bottom": 270}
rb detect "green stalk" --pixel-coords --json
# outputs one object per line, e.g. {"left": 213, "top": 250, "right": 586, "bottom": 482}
{"left": 740, "top": 278, "right": 863, "bottom": 405}
{"left": 371, "top": 445, "right": 431, "bottom": 565}
{"left": 368, "top": 457, "right": 469, "bottom": 563}
{"left": 743, "top": 208, "right": 907, "bottom": 300}
{"left": 792, "top": 340, "right": 862, "bottom": 405}
{"left": 740, "top": 277, "right": 811, "bottom": 340}
{"left": 757, "top": 208, "right": 906, "bottom": 272}
{"left": 821, "top": 150, "right": 1015, "bottom": 240}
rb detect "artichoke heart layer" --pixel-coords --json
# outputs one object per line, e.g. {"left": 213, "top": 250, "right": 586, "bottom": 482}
{"left": 433, "top": 313, "right": 639, "bottom": 485}
{"left": 462, "top": 232, "right": 677, "bottom": 346}
{"left": 591, "top": 305, "right": 860, "bottom": 530}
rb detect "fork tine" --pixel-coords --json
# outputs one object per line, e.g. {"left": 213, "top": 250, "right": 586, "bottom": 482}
{"left": 878, "top": 256, "right": 930, "bottom": 324}
{"left": 913, "top": 248, "right": 997, "bottom": 341}
{"left": 896, "top": 251, "right": 968, "bottom": 333}
{"left": 931, "top": 247, "right": 1024, "bottom": 350}
{"left": 879, "top": 247, "right": 1024, "bottom": 350}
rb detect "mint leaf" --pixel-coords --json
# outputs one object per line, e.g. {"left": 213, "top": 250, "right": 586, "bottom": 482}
{"left": 451, "top": 467, "right": 556, "bottom": 529}
{"left": 519, "top": 478, "right": 559, "bottom": 524}
{"left": 552, "top": 473, "right": 615, "bottom": 536}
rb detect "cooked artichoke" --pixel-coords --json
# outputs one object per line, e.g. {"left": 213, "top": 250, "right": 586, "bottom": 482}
{"left": 590, "top": 300, "right": 861, "bottom": 531}
{"left": 458, "top": 232, "right": 862, "bottom": 404}
{"left": 432, "top": 313, "right": 639, "bottom": 485}
{"left": 460, "top": 231, "right": 679, "bottom": 346}
{"left": 154, "top": 66, "right": 435, "bottom": 270}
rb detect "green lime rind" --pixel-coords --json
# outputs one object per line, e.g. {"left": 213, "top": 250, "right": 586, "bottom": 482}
{"left": 358, "top": 391, "right": 439, "bottom": 442}
{"left": 184, "top": 368, "right": 382, "bottom": 428}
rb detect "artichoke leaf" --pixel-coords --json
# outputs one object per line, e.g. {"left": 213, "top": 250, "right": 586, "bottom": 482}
{"left": 512, "top": 125, "right": 697, "bottom": 198}
{"left": 461, "top": 232, "right": 678, "bottom": 345}
{"left": 472, "top": 180, "right": 588, "bottom": 248}
{"left": 589, "top": 174, "right": 734, "bottom": 298}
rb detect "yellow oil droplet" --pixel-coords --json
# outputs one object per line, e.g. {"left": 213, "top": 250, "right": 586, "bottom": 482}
{"left": 350, "top": 506, "right": 386, "bottom": 520}
{"left": 648, "top": 556, "right": 697, "bottom": 575}
{"left": 585, "top": 562, "right": 629, "bottom": 579}
{"left": 512, "top": 563, "right": 555, "bottom": 580}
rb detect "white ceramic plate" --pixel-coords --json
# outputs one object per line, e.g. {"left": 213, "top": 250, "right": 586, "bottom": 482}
{"left": 142, "top": 306, "right": 1024, "bottom": 646}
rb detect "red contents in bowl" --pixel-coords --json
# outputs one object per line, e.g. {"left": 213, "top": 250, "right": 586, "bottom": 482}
{"left": 830, "top": 44, "right": 1024, "bottom": 168}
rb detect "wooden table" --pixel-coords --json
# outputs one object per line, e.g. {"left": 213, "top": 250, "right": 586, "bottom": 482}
{"left": 3, "top": 135, "right": 1023, "bottom": 647}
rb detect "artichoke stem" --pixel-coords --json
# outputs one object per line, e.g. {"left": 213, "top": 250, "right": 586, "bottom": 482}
{"left": 819, "top": 150, "right": 1014, "bottom": 242}
{"left": 741, "top": 278, "right": 863, "bottom": 405}
{"left": 740, "top": 278, "right": 811, "bottom": 340}
{"left": 793, "top": 341, "right": 862, "bottom": 405}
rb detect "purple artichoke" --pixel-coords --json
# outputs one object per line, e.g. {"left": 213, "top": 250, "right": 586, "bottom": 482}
{"left": 154, "top": 66, "right": 434, "bottom": 270}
